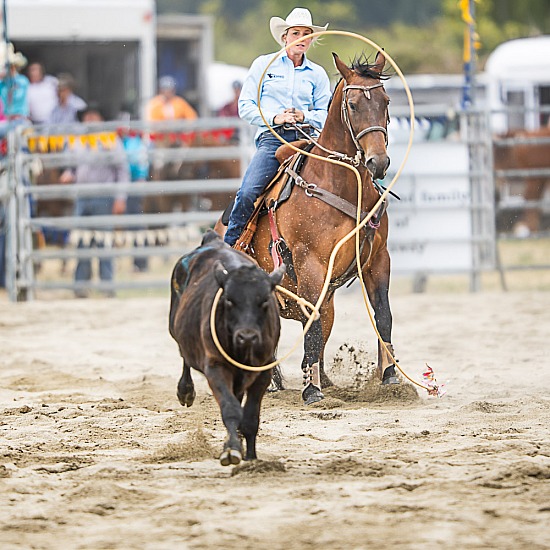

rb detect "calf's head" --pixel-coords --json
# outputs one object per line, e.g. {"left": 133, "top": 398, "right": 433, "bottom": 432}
{"left": 214, "top": 262, "right": 285, "bottom": 365}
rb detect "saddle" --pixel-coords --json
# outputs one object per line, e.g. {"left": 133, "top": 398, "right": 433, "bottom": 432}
{"left": 231, "top": 141, "right": 312, "bottom": 252}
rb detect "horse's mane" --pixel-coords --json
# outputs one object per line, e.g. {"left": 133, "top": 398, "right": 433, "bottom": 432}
{"left": 328, "top": 53, "right": 392, "bottom": 111}
{"left": 350, "top": 52, "right": 392, "bottom": 80}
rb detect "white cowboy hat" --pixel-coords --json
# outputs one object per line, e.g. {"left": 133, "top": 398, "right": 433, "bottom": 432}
{"left": 0, "top": 42, "right": 27, "bottom": 69}
{"left": 269, "top": 8, "right": 328, "bottom": 46}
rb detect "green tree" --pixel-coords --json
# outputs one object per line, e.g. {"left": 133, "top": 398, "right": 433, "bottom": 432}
{"left": 157, "top": 0, "right": 550, "bottom": 74}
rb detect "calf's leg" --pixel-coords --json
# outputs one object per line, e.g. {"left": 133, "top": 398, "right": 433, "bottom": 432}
{"left": 176, "top": 360, "right": 196, "bottom": 407}
{"left": 206, "top": 364, "right": 244, "bottom": 466}
{"left": 240, "top": 369, "right": 271, "bottom": 461}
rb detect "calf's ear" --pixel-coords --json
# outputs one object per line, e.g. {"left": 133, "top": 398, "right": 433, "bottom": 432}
{"left": 269, "top": 263, "right": 286, "bottom": 287}
{"left": 213, "top": 260, "right": 229, "bottom": 288}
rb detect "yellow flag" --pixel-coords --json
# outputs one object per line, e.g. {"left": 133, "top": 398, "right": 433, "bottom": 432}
{"left": 48, "top": 135, "right": 65, "bottom": 152}
{"left": 459, "top": 0, "right": 474, "bottom": 25}
{"left": 27, "top": 137, "right": 37, "bottom": 153}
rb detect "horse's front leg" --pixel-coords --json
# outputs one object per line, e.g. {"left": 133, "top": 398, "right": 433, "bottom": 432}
{"left": 318, "top": 293, "right": 335, "bottom": 388}
{"left": 364, "top": 249, "right": 399, "bottom": 385}
{"left": 300, "top": 313, "right": 325, "bottom": 405}
{"left": 296, "top": 267, "right": 331, "bottom": 405}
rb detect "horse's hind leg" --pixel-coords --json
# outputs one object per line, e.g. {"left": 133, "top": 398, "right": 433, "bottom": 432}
{"left": 364, "top": 252, "right": 399, "bottom": 385}
{"left": 268, "top": 364, "right": 286, "bottom": 392}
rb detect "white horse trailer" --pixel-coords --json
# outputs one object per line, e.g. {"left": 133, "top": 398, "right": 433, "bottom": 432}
{"left": 485, "top": 35, "right": 550, "bottom": 133}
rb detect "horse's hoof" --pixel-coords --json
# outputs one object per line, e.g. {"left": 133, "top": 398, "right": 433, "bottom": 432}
{"left": 382, "top": 365, "right": 400, "bottom": 385}
{"left": 302, "top": 383, "right": 324, "bottom": 405}
{"left": 268, "top": 365, "right": 285, "bottom": 392}
{"left": 177, "top": 388, "right": 196, "bottom": 407}
{"left": 220, "top": 448, "right": 242, "bottom": 466}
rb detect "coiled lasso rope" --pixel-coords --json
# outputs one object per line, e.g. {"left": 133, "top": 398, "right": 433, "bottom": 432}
{"left": 210, "top": 30, "right": 442, "bottom": 396}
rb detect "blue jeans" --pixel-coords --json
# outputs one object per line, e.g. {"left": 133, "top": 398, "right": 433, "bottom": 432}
{"left": 74, "top": 197, "right": 114, "bottom": 283}
{"left": 224, "top": 128, "right": 305, "bottom": 247}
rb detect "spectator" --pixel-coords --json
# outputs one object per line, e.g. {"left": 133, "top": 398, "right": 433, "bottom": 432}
{"left": 59, "top": 104, "right": 129, "bottom": 298}
{"left": 119, "top": 121, "right": 151, "bottom": 272}
{"left": 0, "top": 43, "right": 30, "bottom": 127}
{"left": 48, "top": 73, "right": 86, "bottom": 125}
{"left": 27, "top": 62, "right": 58, "bottom": 124}
{"left": 146, "top": 75, "right": 198, "bottom": 121}
{"left": 217, "top": 80, "right": 242, "bottom": 118}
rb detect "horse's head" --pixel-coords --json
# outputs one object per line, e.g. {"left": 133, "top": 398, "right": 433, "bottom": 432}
{"left": 332, "top": 52, "right": 391, "bottom": 180}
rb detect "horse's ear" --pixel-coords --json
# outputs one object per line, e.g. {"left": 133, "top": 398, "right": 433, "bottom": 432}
{"left": 332, "top": 52, "right": 353, "bottom": 82}
{"left": 373, "top": 50, "right": 386, "bottom": 75}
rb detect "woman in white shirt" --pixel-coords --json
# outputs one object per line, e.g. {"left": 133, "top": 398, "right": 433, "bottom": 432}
{"left": 224, "top": 7, "right": 331, "bottom": 248}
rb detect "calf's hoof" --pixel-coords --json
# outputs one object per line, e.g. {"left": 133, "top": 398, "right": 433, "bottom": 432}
{"left": 220, "top": 448, "right": 242, "bottom": 466}
{"left": 302, "top": 383, "right": 324, "bottom": 406}
{"left": 177, "top": 387, "right": 196, "bottom": 407}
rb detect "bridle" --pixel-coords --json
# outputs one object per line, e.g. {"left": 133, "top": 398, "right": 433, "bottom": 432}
{"left": 292, "top": 81, "right": 389, "bottom": 169}
{"left": 340, "top": 83, "right": 389, "bottom": 168}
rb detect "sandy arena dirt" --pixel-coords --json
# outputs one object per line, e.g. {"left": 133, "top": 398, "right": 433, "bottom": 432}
{"left": 1, "top": 287, "right": 549, "bottom": 549}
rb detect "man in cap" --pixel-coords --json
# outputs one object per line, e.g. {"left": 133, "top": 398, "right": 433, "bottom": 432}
{"left": 146, "top": 75, "right": 198, "bottom": 121}
{"left": 48, "top": 73, "right": 87, "bottom": 125}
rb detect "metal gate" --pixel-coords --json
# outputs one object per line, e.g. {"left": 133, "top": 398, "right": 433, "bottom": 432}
{"left": 3, "top": 118, "right": 253, "bottom": 301}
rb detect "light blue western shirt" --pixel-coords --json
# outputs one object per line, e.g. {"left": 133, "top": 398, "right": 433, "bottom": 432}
{"left": 238, "top": 51, "right": 331, "bottom": 142}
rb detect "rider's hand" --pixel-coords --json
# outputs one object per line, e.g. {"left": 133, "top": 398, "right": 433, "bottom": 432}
{"left": 273, "top": 108, "right": 305, "bottom": 125}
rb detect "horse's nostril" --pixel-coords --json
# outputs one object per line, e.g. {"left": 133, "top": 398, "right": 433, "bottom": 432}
{"left": 367, "top": 156, "right": 390, "bottom": 179}
{"left": 366, "top": 157, "right": 377, "bottom": 176}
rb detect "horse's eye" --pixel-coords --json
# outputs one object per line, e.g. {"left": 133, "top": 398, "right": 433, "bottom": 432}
{"left": 348, "top": 102, "right": 358, "bottom": 112}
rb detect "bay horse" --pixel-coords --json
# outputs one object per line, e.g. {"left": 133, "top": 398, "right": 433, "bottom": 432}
{"left": 215, "top": 52, "right": 397, "bottom": 405}
{"left": 493, "top": 127, "right": 550, "bottom": 235}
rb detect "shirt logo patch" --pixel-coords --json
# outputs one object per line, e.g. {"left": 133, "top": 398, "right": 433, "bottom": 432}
{"left": 267, "top": 73, "right": 284, "bottom": 79}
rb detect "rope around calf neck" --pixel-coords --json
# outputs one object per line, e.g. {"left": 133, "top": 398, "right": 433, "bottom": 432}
{"left": 209, "top": 285, "right": 319, "bottom": 372}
